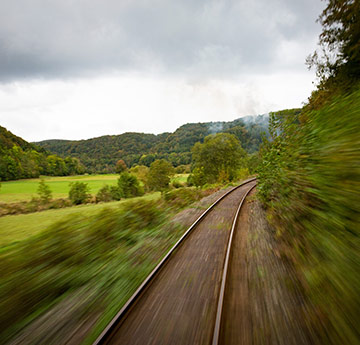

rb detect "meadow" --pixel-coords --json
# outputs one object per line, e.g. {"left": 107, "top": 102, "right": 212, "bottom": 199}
{"left": 0, "top": 174, "right": 119, "bottom": 202}
{"left": 0, "top": 173, "right": 190, "bottom": 247}
{"left": 0, "top": 174, "right": 189, "bottom": 203}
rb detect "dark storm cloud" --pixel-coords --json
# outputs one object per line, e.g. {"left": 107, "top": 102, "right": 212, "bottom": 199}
{"left": 0, "top": 0, "right": 325, "bottom": 81}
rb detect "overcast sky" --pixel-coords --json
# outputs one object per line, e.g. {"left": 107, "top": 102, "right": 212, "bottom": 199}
{"left": 0, "top": 0, "right": 325, "bottom": 142}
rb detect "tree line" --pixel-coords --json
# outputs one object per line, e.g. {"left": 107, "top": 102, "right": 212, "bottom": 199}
{"left": 0, "top": 126, "right": 85, "bottom": 181}
{"left": 34, "top": 115, "right": 268, "bottom": 173}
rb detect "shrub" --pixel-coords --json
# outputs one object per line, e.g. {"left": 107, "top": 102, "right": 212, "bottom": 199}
{"left": 96, "top": 185, "right": 113, "bottom": 202}
{"left": 163, "top": 187, "right": 203, "bottom": 208}
{"left": 110, "top": 185, "right": 122, "bottom": 200}
{"left": 129, "top": 165, "right": 149, "bottom": 184}
{"left": 68, "top": 182, "right": 91, "bottom": 205}
{"left": 37, "top": 179, "right": 52, "bottom": 204}
{"left": 171, "top": 180, "right": 183, "bottom": 189}
{"left": 118, "top": 172, "right": 144, "bottom": 198}
{"left": 175, "top": 165, "right": 191, "bottom": 174}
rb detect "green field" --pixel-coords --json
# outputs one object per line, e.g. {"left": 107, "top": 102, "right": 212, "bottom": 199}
{"left": 0, "top": 174, "right": 189, "bottom": 203}
{"left": 172, "top": 174, "right": 189, "bottom": 184}
{"left": 0, "top": 192, "right": 161, "bottom": 248}
{"left": 0, "top": 174, "right": 119, "bottom": 202}
{"left": 0, "top": 173, "right": 188, "bottom": 247}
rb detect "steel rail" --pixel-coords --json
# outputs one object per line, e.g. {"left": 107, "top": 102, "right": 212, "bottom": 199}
{"left": 211, "top": 182, "right": 257, "bottom": 345}
{"left": 92, "top": 177, "right": 256, "bottom": 345}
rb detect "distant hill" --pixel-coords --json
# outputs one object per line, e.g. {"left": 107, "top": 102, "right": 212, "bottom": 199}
{"left": 35, "top": 115, "right": 270, "bottom": 173}
{"left": 0, "top": 126, "right": 85, "bottom": 181}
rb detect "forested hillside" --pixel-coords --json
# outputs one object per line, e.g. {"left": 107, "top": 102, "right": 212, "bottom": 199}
{"left": 35, "top": 115, "right": 269, "bottom": 173}
{"left": 0, "top": 126, "right": 85, "bottom": 181}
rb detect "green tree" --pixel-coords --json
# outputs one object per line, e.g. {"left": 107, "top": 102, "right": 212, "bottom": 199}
{"left": 37, "top": 179, "right": 52, "bottom": 204}
{"left": 68, "top": 182, "right": 90, "bottom": 205}
{"left": 307, "top": 0, "right": 360, "bottom": 87}
{"left": 118, "top": 172, "right": 143, "bottom": 198}
{"left": 191, "top": 133, "right": 246, "bottom": 186}
{"left": 146, "top": 159, "right": 175, "bottom": 191}
{"left": 129, "top": 165, "right": 149, "bottom": 184}
{"left": 139, "top": 154, "right": 157, "bottom": 167}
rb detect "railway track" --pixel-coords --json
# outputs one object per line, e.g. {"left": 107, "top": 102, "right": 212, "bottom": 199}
{"left": 93, "top": 178, "right": 257, "bottom": 345}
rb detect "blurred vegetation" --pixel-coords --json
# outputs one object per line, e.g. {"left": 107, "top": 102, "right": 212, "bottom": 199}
{"left": 258, "top": 90, "right": 360, "bottom": 343}
{"left": 258, "top": 3, "right": 360, "bottom": 342}
{"left": 0, "top": 185, "right": 221, "bottom": 344}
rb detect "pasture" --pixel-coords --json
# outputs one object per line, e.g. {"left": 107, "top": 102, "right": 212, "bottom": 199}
{"left": 0, "top": 174, "right": 119, "bottom": 202}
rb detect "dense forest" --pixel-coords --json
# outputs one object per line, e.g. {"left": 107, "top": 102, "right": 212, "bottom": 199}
{"left": 0, "top": 126, "right": 85, "bottom": 181}
{"left": 35, "top": 115, "right": 269, "bottom": 173}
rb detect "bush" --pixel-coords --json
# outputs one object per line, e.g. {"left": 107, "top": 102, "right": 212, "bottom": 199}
{"left": 110, "top": 185, "right": 122, "bottom": 200}
{"left": 171, "top": 180, "right": 183, "bottom": 189}
{"left": 163, "top": 187, "right": 203, "bottom": 208}
{"left": 68, "top": 182, "right": 91, "bottom": 205}
{"left": 175, "top": 165, "right": 191, "bottom": 174}
{"left": 37, "top": 179, "right": 52, "bottom": 204}
{"left": 118, "top": 172, "right": 144, "bottom": 198}
{"left": 96, "top": 185, "right": 113, "bottom": 202}
{"left": 237, "top": 168, "right": 250, "bottom": 180}
{"left": 129, "top": 165, "right": 149, "bottom": 184}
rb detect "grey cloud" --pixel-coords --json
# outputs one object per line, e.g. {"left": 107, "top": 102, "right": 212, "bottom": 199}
{"left": 0, "top": 0, "right": 325, "bottom": 81}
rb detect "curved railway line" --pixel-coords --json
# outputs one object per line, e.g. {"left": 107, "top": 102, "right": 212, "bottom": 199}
{"left": 93, "top": 178, "right": 257, "bottom": 345}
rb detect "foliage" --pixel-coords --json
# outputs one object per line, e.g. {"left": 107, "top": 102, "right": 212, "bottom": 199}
{"left": 0, "top": 126, "right": 85, "bottom": 181}
{"left": 0, "top": 198, "right": 73, "bottom": 217}
{"left": 96, "top": 185, "right": 114, "bottom": 203}
{"left": 68, "top": 182, "right": 91, "bottom": 205}
{"left": 162, "top": 187, "right": 205, "bottom": 208}
{"left": 0, "top": 198, "right": 167, "bottom": 342}
{"left": 307, "top": 0, "right": 360, "bottom": 95}
{"left": 171, "top": 180, "right": 183, "bottom": 189}
{"left": 129, "top": 165, "right": 149, "bottom": 184}
{"left": 35, "top": 116, "right": 269, "bottom": 173}
{"left": 115, "top": 159, "right": 127, "bottom": 174}
{"left": 117, "top": 172, "right": 144, "bottom": 198}
{"left": 0, "top": 182, "right": 215, "bottom": 344}
{"left": 257, "top": 89, "right": 360, "bottom": 344}
{"left": 37, "top": 179, "right": 52, "bottom": 204}
{"left": 245, "top": 152, "right": 262, "bottom": 174}
{"left": 190, "top": 133, "right": 246, "bottom": 186}
{"left": 146, "top": 159, "right": 175, "bottom": 191}
{"left": 174, "top": 164, "right": 191, "bottom": 174}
